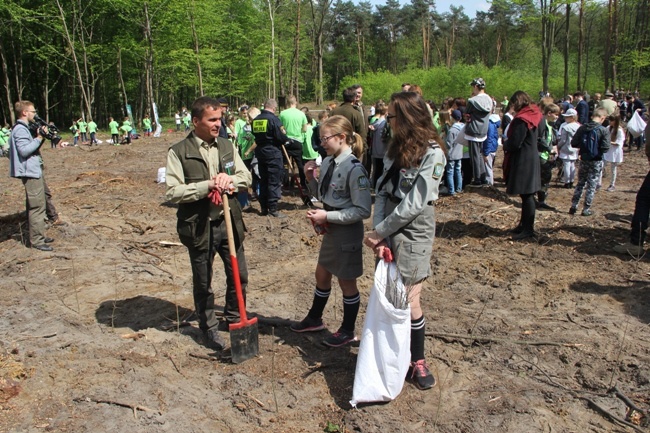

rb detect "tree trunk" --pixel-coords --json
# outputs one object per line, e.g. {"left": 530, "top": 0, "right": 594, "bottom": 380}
{"left": 267, "top": 0, "right": 276, "bottom": 99}
{"left": 611, "top": 0, "right": 618, "bottom": 89}
{"left": 357, "top": 23, "right": 363, "bottom": 75}
{"left": 577, "top": 0, "right": 585, "bottom": 90}
{"left": 143, "top": 3, "right": 155, "bottom": 119}
{"left": 117, "top": 47, "right": 129, "bottom": 116}
{"left": 0, "top": 39, "right": 15, "bottom": 125}
{"left": 563, "top": 3, "right": 570, "bottom": 95}
{"left": 310, "top": 0, "right": 333, "bottom": 105}
{"left": 188, "top": 8, "right": 204, "bottom": 95}
{"left": 540, "top": 0, "right": 557, "bottom": 94}
{"left": 55, "top": 0, "right": 92, "bottom": 120}
{"left": 293, "top": 0, "right": 301, "bottom": 99}
{"left": 11, "top": 28, "right": 24, "bottom": 100}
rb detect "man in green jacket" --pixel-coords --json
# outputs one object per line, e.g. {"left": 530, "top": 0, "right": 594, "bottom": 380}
{"left": 165, "top": 96, "right": 252, "bottom": 351}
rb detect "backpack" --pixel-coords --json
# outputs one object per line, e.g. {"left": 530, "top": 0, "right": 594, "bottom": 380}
{"left": 580, "top": 127, "right": 600, "bottom": 160}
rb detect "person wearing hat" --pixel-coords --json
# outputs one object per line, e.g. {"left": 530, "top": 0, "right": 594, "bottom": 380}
{"left": 599, "top": 91, "right": 618, "bottom": 117}
{"left": 557, "top": 108, "right": 580, "bottom": 188}
{"left": 464, "top": 78, "right": 493, "bottom": 187}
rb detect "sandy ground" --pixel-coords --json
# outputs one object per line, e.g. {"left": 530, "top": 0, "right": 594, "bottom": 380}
{"left": 0, "top": 132, "right": 648, "bottom": 433}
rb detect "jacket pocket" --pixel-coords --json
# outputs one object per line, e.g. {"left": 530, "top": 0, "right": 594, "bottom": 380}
{"left": 177, "top": 214, "right": 197, "bottom": 248}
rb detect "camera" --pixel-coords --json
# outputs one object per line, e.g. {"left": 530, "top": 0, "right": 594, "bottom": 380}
{"left": 30, "top": 115, "right": 62, "bottom": 146}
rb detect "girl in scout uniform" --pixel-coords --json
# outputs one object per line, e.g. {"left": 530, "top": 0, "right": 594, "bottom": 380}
{"left": 291, "top": 115, "right": 372, "bottom": 347}
{"left": 364, "top": 92, "right": 447, "bottom": 390}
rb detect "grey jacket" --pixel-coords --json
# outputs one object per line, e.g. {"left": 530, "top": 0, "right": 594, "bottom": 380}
{"left": 465, "top": 93, "right": 493, "bottom": 139}
{"left": 446, "top": 123, "right": 464, "bottom": 160}
{"left": 9, "top": 120, "right": 43, "bottom": 179}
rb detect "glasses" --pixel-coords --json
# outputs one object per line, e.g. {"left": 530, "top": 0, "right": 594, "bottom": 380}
{"left": 320, "top": 134, "right": 338, "bottom": 143}
{"left": 27, "top": 110, "right": 37, "bottom": 113}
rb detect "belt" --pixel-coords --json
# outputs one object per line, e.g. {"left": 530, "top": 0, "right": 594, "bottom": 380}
{"left": 387, "top": 195, "right": 433, "bottom": 206}
{"left": 323, "top": 204, "right": 342, "bottom": 211}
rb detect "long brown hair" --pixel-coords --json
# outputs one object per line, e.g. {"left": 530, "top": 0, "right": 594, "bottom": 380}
{"left": 386, "top": 92, "right": 446, "bottom": 169}
{"left": 609, "top": 115, "right": 620, "bottom": 140}
{"left": 321, "top": 115, "right": 364, "bottom": 158}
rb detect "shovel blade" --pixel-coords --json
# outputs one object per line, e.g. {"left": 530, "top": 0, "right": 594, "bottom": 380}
{"left": 230, "top": 323, "right": 259, "bottom": 364}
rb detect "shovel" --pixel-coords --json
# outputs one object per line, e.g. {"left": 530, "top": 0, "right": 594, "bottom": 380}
{"left": 222, "top": 193, "right": 259, "bottom": 363}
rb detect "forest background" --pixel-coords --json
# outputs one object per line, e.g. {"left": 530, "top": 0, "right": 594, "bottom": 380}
{"left": 0, "top": 0, "right": 648, "bottom": 129}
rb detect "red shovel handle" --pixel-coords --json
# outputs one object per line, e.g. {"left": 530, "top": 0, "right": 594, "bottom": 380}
{"left": 222, "top": 194, "right": 256, "bottom": 328}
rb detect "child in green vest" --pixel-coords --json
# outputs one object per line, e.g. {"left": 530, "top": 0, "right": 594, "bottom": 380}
{"left": 70, "top": 120, "right": 80, "bottom": 146}
{"left": 78, "top": 118, "right": 88, "bottom": 143}
{"left": 109, "top": 117, "right": 120, "bottom": 145}
{"left": 120, "top": 117, "right": 132, "bottom": 144}
{"left": 87, "top": 119, "right": 98, "bottom": 145}
{"left": 142, "top": 115, "right": 152, "bottom": 137}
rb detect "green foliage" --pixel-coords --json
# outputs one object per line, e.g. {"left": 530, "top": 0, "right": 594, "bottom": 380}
{"left": 0, "top": 0, "right": 648, "bottom": 127}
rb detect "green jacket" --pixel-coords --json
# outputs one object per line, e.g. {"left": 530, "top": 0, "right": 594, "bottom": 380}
{"left": 169, "top": 137, "right": 245, "bottom": 251}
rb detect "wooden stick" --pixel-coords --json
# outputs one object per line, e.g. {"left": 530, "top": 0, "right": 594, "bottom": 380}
{"left": 425, "top": 332, "right": 583, "bottom": 348}
{"left": 73, "top": 397, "right": 160, "bottom": 418}
{"left": 247, "top": 393, "right": 265, "bottom": 408}
{"left": 579, "top": 396, "right": 646, "bottom": 433}
{"left": 189, "top": 352, "right": 218, "bottom": 361}
{"left": 610, "top": 386, "right": 648, "bottom": 416}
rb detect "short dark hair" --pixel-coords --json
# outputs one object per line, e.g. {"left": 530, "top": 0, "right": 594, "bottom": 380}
{"left": 342, "top": 87, "right": 356, "bottom": 103}
{"left": 573, "top": 91, "right": 583, "bottom": 98}
{"left": 191, "top": 96, "right": 221, "bottom": 120}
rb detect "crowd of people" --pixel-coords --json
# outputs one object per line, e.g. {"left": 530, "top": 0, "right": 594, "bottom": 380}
{"left": 5, "top": 80, "right": 650, "bottom": 394}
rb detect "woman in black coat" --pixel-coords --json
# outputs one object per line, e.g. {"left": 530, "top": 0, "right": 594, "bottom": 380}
{"left": 504, "top": 91, "right": 543, "bottom": 240}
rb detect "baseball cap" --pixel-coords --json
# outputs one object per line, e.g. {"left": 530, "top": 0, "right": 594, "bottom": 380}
{"left": 562, "top": 108, "right": 578, "bottom": 117}
{"left": 451, "top": 109, "right": 462, "bottom": 120}
{"left": 216, "top": 97, "right": 229, "bottom": 106}
{"left": 239, "top": 105, "right": 249, "bottom": 112}
{"left": 470, "top": 78, "right": 486, "bottom": 89}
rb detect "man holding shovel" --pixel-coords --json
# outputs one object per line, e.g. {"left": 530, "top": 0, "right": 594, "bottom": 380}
{"left": 166, "top": 96, "right": 252, "bottom": 351}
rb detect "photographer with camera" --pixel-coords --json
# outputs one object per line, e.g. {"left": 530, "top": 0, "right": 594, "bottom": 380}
{"left": 8, "top": 101, "right": 56, "bottom": 251}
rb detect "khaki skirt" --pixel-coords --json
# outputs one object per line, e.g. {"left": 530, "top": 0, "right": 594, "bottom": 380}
{"left": 318, "top": 220, "right": 364, "bottom": 279}
{"left": 384, "top": 201, "right": 436, "bottom": 286}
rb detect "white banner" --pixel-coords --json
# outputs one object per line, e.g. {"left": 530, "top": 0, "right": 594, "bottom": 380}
{"left": 153, "top": 102, "right": 162, "bottom": 137}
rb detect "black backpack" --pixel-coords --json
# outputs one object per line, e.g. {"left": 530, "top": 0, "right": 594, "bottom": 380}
{"left": 580, "top": 127, "right": 601, "bottom": 160}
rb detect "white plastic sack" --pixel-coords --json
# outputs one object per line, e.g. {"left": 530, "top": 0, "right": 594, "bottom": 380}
{"left": 627, "top": 111, "right": 647, "bottom": 138}
{"left": 350, "top": 259, "right": 411, "bottom": 407}
{"left": 157, "top": 167, "right": 166, "bottom": 184}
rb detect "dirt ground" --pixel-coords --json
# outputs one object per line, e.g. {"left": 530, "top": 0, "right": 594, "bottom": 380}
{"left": 0, "top": 131, "right": 649, "bottom": 433}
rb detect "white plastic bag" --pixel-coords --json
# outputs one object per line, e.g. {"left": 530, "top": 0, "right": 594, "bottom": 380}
{"left": 157, "top": 167, "right": 166, "bottom": 184}
{"left": 350, "top": 259, "right": 411, "bottom": 407}
{"left": 627, "top": 111, "right": 647, "bottom": 138}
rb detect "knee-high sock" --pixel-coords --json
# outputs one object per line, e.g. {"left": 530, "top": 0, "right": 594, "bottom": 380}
{"left": 342, "top": 292, "right": 360, "bottom": 332}
{"left": 307, "top": 287, "right": 330, "bottom": 319}
{"left": 411, "top": 315, "right": 426, "bottom": 362}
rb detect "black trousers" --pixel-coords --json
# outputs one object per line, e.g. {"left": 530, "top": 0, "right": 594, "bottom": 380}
{"left": 185, "top": 219, "right": 248, "bottom": 330}
{"left": 537, "top": 159, "right": 554, "bottom": 203}
{"left": 631, "top": 170, "right": 650, "bottom": 246}
{"left": 520, "top": 193, "right": 536, "bottom": 233}
{"left": 257, "top": 153, "right": 284, "bottom": 212}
